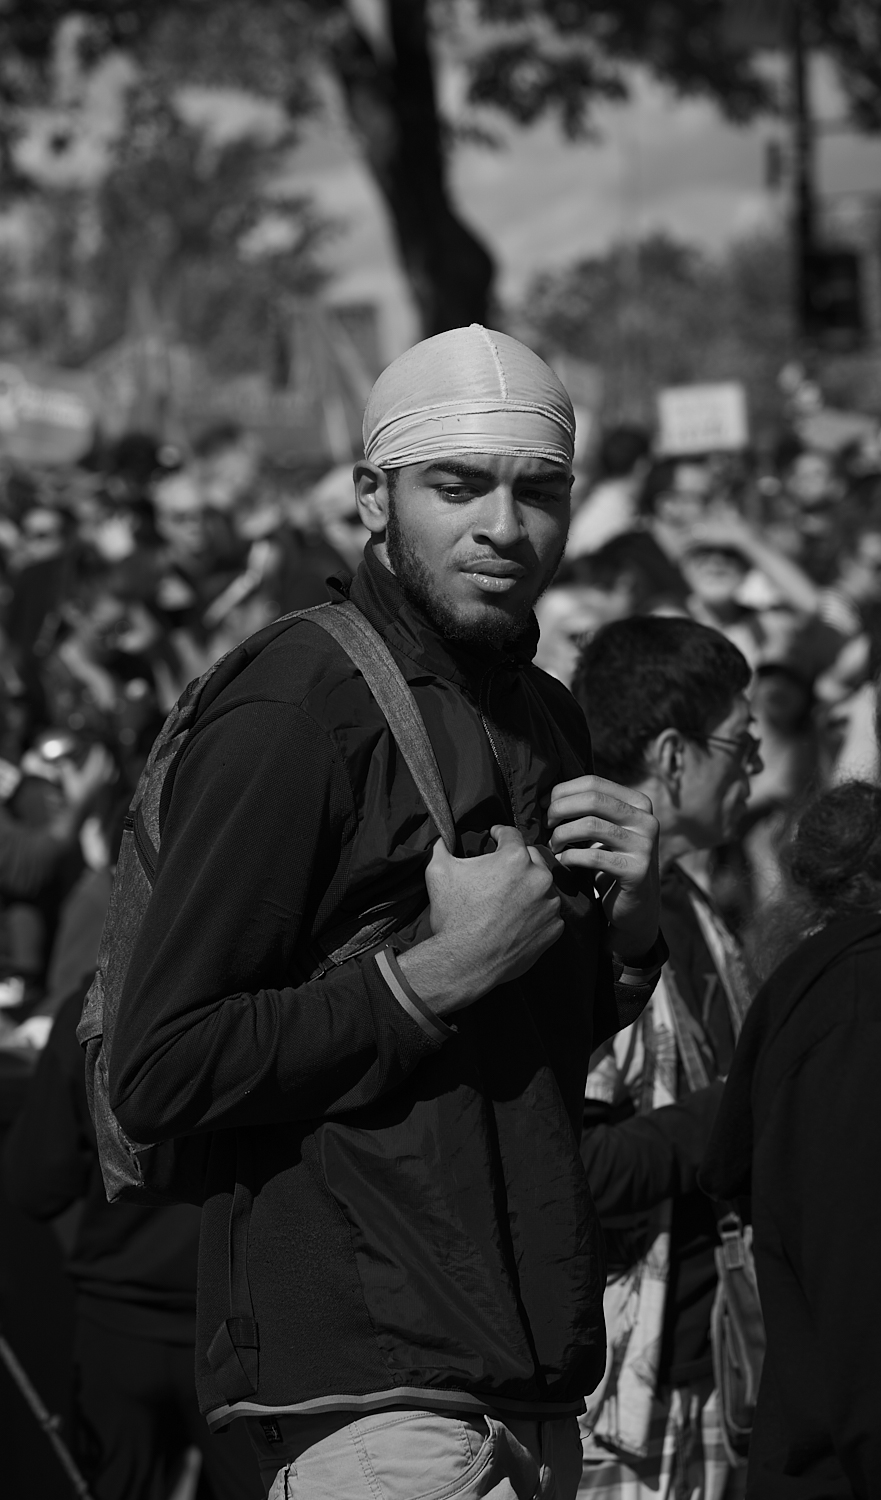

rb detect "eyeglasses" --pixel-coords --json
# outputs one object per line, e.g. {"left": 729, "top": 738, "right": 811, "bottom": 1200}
{"left": 703, "top": 731, "right": 763, "bottom": 772}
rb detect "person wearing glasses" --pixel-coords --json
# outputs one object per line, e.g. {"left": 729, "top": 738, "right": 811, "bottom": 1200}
{"left": 571, "top": 615, "right": 761, "bottom": 1500}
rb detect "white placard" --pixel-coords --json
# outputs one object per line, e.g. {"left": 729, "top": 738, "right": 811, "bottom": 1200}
{"left": 656, "top": 382, "right": 749, "bottom": 456}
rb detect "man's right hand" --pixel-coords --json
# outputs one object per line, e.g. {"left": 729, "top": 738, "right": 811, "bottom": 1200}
{"left": 397, "top": 825, "right": 564, "bottom": 1020}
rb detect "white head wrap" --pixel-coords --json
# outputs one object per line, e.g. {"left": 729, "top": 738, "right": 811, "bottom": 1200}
{"left": 363, "top": 324, "right": 575, "bottom": 469}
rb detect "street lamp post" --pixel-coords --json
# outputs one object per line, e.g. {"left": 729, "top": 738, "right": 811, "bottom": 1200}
{"left": 790, "top": 0, "right": 816, "bottom": 346}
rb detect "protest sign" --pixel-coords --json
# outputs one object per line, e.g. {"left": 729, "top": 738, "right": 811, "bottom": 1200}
{"left": 0, "top": 363, "right": 95, "bottom": 465}
{"left": 657, "top": 382, "right": 749, "bottom": 456}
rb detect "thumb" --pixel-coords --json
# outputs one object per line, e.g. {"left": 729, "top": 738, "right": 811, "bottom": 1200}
{"left": 490, "top": 824, "right": 525, "bottom": 853}
{"left": 427, "top": 835, "right": 453, "bottom": 869}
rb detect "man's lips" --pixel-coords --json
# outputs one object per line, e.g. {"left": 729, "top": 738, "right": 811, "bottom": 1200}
{"left": 461, "top": 560, "right": 526, "bottom": 577}
{"left": 460, "top": 559, "right": 527, "bottom": 594}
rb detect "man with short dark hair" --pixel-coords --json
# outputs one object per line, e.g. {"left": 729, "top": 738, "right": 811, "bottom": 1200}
{"left": 110, "top": 327, "right": 663, "bottom": 1500}
{"left": 572, "top": 615, "right": 759, "bottom": 1500}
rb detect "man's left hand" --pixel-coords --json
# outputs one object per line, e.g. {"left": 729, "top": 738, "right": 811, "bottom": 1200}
{"left": 547, "top": 776, "right": 660, "bottom": 962}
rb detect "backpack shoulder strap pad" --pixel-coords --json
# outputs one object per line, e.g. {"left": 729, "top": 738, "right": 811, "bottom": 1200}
{"left": 306, "top": 600, "right": 456, "bottom": 854}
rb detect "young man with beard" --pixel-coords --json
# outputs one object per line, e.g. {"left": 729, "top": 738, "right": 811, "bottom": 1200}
{"left": 109, "top": 326, "right": 663, "bottom": 1500}
{"left": 572, "top": 616, "right": 759, "bottom": 1500}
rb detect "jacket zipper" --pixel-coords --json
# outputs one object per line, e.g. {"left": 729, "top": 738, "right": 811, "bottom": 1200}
{"left": 478, "top": 664, "right": 523, "bottom": 833}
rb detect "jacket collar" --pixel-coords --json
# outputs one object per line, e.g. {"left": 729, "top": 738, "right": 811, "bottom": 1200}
{"left": 330, "top": 543, "right": 540, "bottom": 689}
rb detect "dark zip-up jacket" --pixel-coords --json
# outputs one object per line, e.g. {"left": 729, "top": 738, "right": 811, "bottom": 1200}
{"left": 110, "top": 546, "right": 620, "bottom": 1428}
{"left": 702, "top": 913, "right": 881, "bottom": 1499}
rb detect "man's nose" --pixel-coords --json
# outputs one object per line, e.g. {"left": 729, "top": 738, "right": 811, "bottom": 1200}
{"left": 472, "top": 489, "right": 525, "bottom": 549}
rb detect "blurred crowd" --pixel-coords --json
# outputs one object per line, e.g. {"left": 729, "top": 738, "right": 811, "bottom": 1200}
{"left": 0, "top": 397, "right": 879, "bottom": 1497}
{"left": 536, "top": 419, "right": 881, "bottom": 957}
{"left": 0, "top": 412, "right": 877, "bottom": 1041}
{"left": 0, "top": 423, "right": 371, "bottom": 1050}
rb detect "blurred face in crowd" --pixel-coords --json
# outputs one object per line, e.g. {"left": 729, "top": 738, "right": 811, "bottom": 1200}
{"left": 534, "top": 579, "right": 634, "bottom": 686}
{"left": 786, "top": 451, "right": 837, "bottom": 510}
{"left": 89, "top": 506, "right": 136, "bottom": 563}
{"left": 354, "top": 453, "right": 571, "bottom": 648}
{"left": 153, "top": 473, "right": 207, "bottom": 557}
{"left": 654, "top": 462, "right": 712, "bottom": 531}
{"left": 751, "top": 668, "right": 812, "bottom": 736}
{"left": 19, "top": 506, "right": 64, "bottom": 563}
{"left": 840, "top": 530, "right": 881, "bottom": 605}
{"left": 681, "top": 545, "right": 749, "bottom": 610}
{"left": 198, "top": 437, "right": 260, "bottom": 513}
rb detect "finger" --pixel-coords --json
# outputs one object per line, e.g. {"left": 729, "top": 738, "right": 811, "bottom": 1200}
{"left": 490, "top": 824, "right": 525, "bottom": 852}
{"left": 548, "top": 816, "right": 652, "bottom": 854}
{"left": 427, "top": 835, "right": 452, "bottom": 867}
{"left": 548, "top": 791, "right": 656, "bottom": 829}
{"left": 550, "top": 776, "right": 654, "bottom": 815}
{"left": 556, "top": 845, "right": 650, "bottom": 881}
{"left": 524, "top": 847, "right": 556, "bottom": 893}
{"left": 548, "top": 786, "right": 655, "bottom": 829}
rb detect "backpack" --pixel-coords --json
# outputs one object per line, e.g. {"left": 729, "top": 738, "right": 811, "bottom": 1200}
{"left": 77, "top": 598, "right": 456, "bottom": 1208}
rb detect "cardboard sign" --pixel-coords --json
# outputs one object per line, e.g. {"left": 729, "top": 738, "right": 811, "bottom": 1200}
{"left": 0, "top": 362, "right": 95, "bottom": 465}
{"left": 657, "top": 382, "right": 749, "bottom": 456}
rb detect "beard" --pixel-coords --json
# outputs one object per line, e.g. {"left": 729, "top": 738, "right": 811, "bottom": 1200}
{"left": 386, "top": 496, "right": 564, "bottom": 650}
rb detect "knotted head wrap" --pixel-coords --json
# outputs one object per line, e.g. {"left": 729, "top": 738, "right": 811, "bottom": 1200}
{"left": 363, "top": 324, "right": 575, "bottom": 470}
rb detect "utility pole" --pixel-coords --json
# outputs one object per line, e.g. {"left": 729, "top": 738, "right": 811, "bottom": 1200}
{"left": 790, "top": 0, "right": 815, "bottom": 344}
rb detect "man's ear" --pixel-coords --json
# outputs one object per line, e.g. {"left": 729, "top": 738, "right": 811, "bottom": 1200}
{"left": 650, "top": 728, "right": 685, "bottom": 801}
{"left": 353, "top": 461, "right": 390, "bottom": 537}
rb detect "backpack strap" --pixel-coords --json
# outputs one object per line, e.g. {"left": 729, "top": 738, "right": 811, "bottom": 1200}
{"left": 305, "top": 600, "right": 456, "bottom": 853}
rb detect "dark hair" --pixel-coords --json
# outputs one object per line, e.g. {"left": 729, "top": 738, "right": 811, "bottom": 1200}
{"left": 637, "top": 458, "right": 679, "bottom": 518}
{"left": 789, "top": 781, "right": 881, "bottom": 920}
{"left": 773, "top": 430, "right": 804, "bottom": 475}
{"left": 747, "top": 780, "right": 881, "bottom": 979}
{"left": 572, "top": 615, "right": 751, "bottom": 783}
{"left": 597, "top": 424, "right": 651, "bottom": 480}
{"left": 558, "top": 531, "right": 686, "bottom": 611}
{"left": 192, "top": 421, "right": 244, "bottom": 459}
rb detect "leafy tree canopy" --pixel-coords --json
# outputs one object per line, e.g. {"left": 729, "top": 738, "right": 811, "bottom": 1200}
{"left": 525, "top": 232, "right": 795, "bottom": 433}
{"left": 1, "top": 1, "right": 878, "bottom": 336}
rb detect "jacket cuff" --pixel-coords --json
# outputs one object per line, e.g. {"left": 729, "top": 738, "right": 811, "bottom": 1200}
{"left": 374, "top": 944, "right": 456, "bottom": 1045}
{"left": 611, "top": 931, "right": 668, "bottom": 987}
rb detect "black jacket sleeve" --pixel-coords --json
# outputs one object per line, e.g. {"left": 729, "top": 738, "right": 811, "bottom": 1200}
{"left": 581, "top": 1082, "right": 723, "bottom": 1217}
{"left": 110, "top": 697, "right": 445, "bottom": 1143}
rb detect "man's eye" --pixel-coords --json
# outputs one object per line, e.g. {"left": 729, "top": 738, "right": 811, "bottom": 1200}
{"left": 520, "top": 488, "right": 563, "bottom": 504}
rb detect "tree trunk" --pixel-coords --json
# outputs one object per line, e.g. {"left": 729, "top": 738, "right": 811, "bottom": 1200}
{"left": 331, "top": 0, "right": 494, "bottom": 337}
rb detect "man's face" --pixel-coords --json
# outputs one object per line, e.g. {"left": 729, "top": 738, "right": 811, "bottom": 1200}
{"left": 842, "top": 531, "right": 881, "bottom": 604}
{"left": 198, "top": 440, "right": 259, "bottom": 512}
{"left": 655, "top": 463, "right": 711, "bottom": 531}
{"left": 787, "top": 451, "right": 835, "bottom": 509}
{"left": 365, "top": 453, "right": 571, "bottom": 648}
{"left": 682, "top": 547, "right": 748, "bottom": 608}
{"left": 679, "top": 692, "right": 759, "bottom": 849}
{"left": 153, "top": 474, "right": 207, "bottom": 556}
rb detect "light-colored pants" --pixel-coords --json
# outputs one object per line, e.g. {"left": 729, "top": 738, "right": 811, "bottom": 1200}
{"left": 247, "top": 1408, "right": 583, "bottom": 1500}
